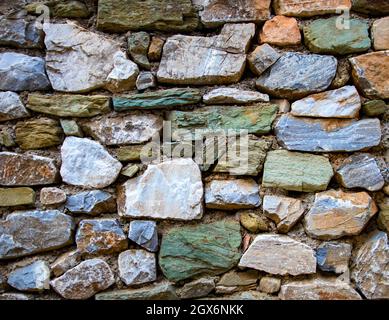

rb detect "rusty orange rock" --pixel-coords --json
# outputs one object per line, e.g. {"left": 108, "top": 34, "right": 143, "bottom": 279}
{"left": 260, "top": 16, "right": 301, "bottom": 46}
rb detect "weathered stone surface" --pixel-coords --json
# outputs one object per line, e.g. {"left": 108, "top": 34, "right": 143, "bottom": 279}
{"left": 274, "top": 0, "right": 352, "bottom": 17}
{"left": 116, "top": 145, "right": 149, "bottom": 162}
{"left": 352, "top": 0, "right": 389, "bottom": 16}
{"left": 0, "top": 210, "right": 74, "bottom": 260}
{"left": 51, "top": 259, "right": 115, "bottom": 300}
{"left": 272, "top": 99, "right": 290, "bottom": 113}
{"left": 118, "top": 250, "right": 156, "bottom": 286}
{"left": 0, "top": 274, "right": 6, "bottom": 293}
{"left": 60, "top": 119, "right": 83, "bottom": 137}
{"left": 0, "top": 92, "right": 29, "bottom": 122}
{"left": 40, "top": 187, "right": 66, "bottom": 206}
{"left": 0, "top": 128, "right": 15, "bottom": 147}
{"left": 304, "top": 17, "right": 370, "bottom": 55}
{"left": 27, "top": 95, "right": 110, "bottom": 118}
{"left": 129, "top": 220, "right": 158, "bottom": 252}
{"left": 0, "top": 152, "right": 59, "bottom": 186}
{"left": 362, "top": 100, "right": 387, "bottom": 117}
{"left": 205, "top": 179, "right": 260, "bottom": 210}
{"left": 203, "top": 88, "right": 269, "bottom": 105}
{"left": 247, "top": 44, "right": 281, "bottom": 76}
{"left": 0, "top": 293, "right": 29, "bottom": 300}
{"left": 378, "top": 198, "right": 389, "bottom": 233}
{"left": 349, "top": 51, "right": 389, "bottom": 99}
{"left": 176, "top": 277, "right": 216, "bottom": 299}
{"left": 239, "top": 210, "right": 269, "bottom": 233}
{"left": 263, "top": 195, "right": 305, "bottom": 233}
{"left": 159, "top": 220, "right": 241, "bottom": 282}
{"left": 82, "top": 114, "right": 162, "bottom": 145}
{"left": 216, "top": 270, "right": 258, "bottom": 294}
{"left": 0, "top": 187, "right": 35, "bottom": 207}
{"left": 0, "top": 52, "right": 51, "bottom": 91}
{"left": 76, "top": 219, "right": 128, "bottom": 255}
{"left": 215, "top": 290, "right": 276, "bottom": 300}
{"left": 51, "top": 250, "right": 82, "bottom": 277}
{"left": 330, "top": 59, "right": 351, "bottom": 89}
{"left": 128, "top": 32, "right": 151, "bottom": 69}
{"left": 0, "top": 17, "right": 43, "bottom": 49}
{"left": 118, "top": 158, "right": 203, "bottom": 220}
{"left": 8, "top": 261, "right": 50, "bottom": 292}
{"left": 157, "top": 23, "right": 255, "bottom": 85}
{"left": 15, "top": 118, "right": 63, "bottom": 150}
{"left": 279, "top": 278, "right": 361, "bottom": 300}
{"left": 260, "top": 16, "right": 301, "bottom": 46}
{"left": 262, "top": 150, "right": 333, "bottom": 192}
{"left": 239, "top": 234, "right": 316, "bottom": 276}
{"left": 316, "top": 242, "right": 352, "bottom": 274}
{"left": 259, "top": 276, "right": 281, "bottom": 294}
{"left": 97, "top": 0, "right": 198, "bottom": 32}
{"left": 26, "top": 1, "right": 90, "bottom": 18}
{"left": 60, "top": 137, "right": 122, "bottom": 188}
{"left": 336, "top": 154, "right": 384, "bottom": 191}
{"left": 148, "top": 36, "right": 165, "bottom": 61}
{"left": 136, "top": 72, "right": 156, "bottom": 91}
{"left": 304, "top": 190, "right": 378, "bottom": 240}
{"left": 44, "top": 23, "right": 139, "bottom": 93}
{"left": 291, "top": 86, "right": 361, "bottom": 119}
{"left": 275, "top": 115, "right": 382, "bottom": 152}
{"left": 121, "top": 164, "right": 140, "bottom": 178}
{"left": 65, "top": 191, "right": 116, "bottom": 215}
{"left": 256, "top": 53, "right": 337, "bottom": 99}
{"left": 113, "top": 89, "right": 201, "bottom": 111}
{"left": 351, "top": 231, "right": 389, "bottom": 299}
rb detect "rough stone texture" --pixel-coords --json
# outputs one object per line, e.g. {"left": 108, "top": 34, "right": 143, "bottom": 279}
{"left": 247, "top": 44, "right": 281, "bottom": 76}
{"left": 349, "top": 51, "right": 389, "bottom": 99}
{"left": 239, "top": 210, "right": 269, "bottom": 233}
{"left": 76, "top": 219, "right": 128, "bottom": 255}
{"left": 148, "top": 36, "right": 165, "bottom": 61}
{"left": 7, "top": 261, "right": 50, "bottom": 292}
{"left": 256, "top": 52, "right": 337, "bottom": 99}
{"left": 262, "top": 150, "right": 333, "bottom": 192}
{"left": 260, "top": 16, "right": 301, "bottom": 46}
{"left": 362, "top": 100, "right": 387, "bottom": 117}
{"left": 239, "top": 234, "right": 316, "bottom": 276}
{"left": 128, "top": 220, "right": 158, "bottom": 252}
{"left": 128, "top": 32, "right": 151, "bottom": 70}
{"left": 216, "top": 270, "right": 258, "bottom": 294}
{"left": 304, "top": 190, "right": 378, "bottom": 240}
{"left": 176, "top": 277, "right": 216, "bottom": 299}
{"left": 26, "top": 1, "right": 90, "bottom": 18}
{"left": 331, "top": 59, "right": 351, "bottom": 89}
{"left": 157, "top": 23, "right": 255, "bottom": 85}
{"left": 291, "top": 86, "right": 361, "bottom": 119}
{"left": 51, "top": 250, "right": 82, "bottom": 277}
{"left": 159, "top": 220, "right": 242, "bottom": 282}
{"left": 0, "top": 293, "right": 29, "bottom": 300}
{"left": 0, "top": 210, "right": 74, "bottom": 260}
{"left": 121, "top": 164, "right": 140, "bottom": 178}
{"left": 372, "top": 17, "right": 389, "bottom": 51}
{"left": 60, "top": 137, "right": 122, "bottom": 188}
{"left": 352, "top": 0, "right": 389, "bottom": 16}
{"left": 275, "top": 115, "right": 382, "bottom": 152}
{"left": 118, "top": 158, "right": 203, "bottom": 220}
{"left": 0, "top": 128, "right": 15, "bottom": 147}
{"left": 65, "top": 191, "right": 116, "bottom": 215}
{"left": 60, "top": 119, "right": 83, "bottom": 137}
{"left": 316, "top": 242, "right": 352, "bottom": 274}
{"left": 205, "top": 179, "right": 261, "bottom": 210}
{"left": 378, "top": 199, "right": 389, "bottom": 233}
{"left": 274, "top": 0, "right": 352, "bottom": 17}
{"left": 0, "top": 187, "right": 35, "bottom": 207}
{"left": 336, "top": 154, "right": 385, "bottom": 191}
{"left": 51, "top": 259, "right": 115, "bottom": 300}
{"left": 203, "top": 88, "right": 269, "bottom": 105}
{"left": 118, "top": 250, "right": 156, "bottom": 286}
{"left": 40, "top": 187, "right": 67, "bottom": 206}
{"left": 136, "top": 72, "right": 156, "bottom": 91}
{"left": 0, "top": 92, "right": 29, "bottom": 122}
{"left": 259, "top": 276, "right": 281, "bottom": 294}
{"left": 0, "top": 152, "right": 59, "bottom": 186}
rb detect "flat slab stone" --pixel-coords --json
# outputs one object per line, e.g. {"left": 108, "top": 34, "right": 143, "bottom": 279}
{"left": 0, "top": 187, "right": 35, "bottom": 207}
{"left": 273, "top": 0, "right": 352, "bottom": 17}
{"left": 118, "top": 158, "right": 203, "bottom": 220}
{"left": 0, "top": 92, "right": 29, "bottom": 122}
{"left": 0, "top": 210, "right": 74, "bottom": 260}
{"left": 316, "top": 242, "right": 352, "bottom": 274}
{"left": 275, "top": 115, "right": 382, "bottom": 152}
{"left": 352, "top": 0, "right": 389, "bottom": 16}
{"left": 157, "top": 23, "right": 255, "bottom": 85}
{"left": 203, "top": 88, "right": 269, "bottom": 105}
{"left": 256, "top": 52, "right": 337, "bottom": 99}
{"left": 26, "top": 1, "right": 90, "bottom": 18}
{"left": 8, "top": 261, "right": 50, "bottom": 292}
{"left": 65, "top": 190, "right": 116, "bottom": 215}
{"left": 129, "top": 220, "right": 158, "bottom": 252}
{"left": 291, "top": 86, "right": 361, "bottom": 118}
{"left": 239, "top": 234, "right": 316, "bottom": 276}
{"left": 247, "top": 44, "right": 281, "bottom": 76}
{"left": 118, "top": 250, "right": 156, "bottom": 286}
{"left": 304, "top": 190, "right": 378, "bottom": 240}
{"left": 40, "top": 187, "right": 66, "bottom": 206}
{"left": 51, "top": 250, "right": 82, "bottom": 277}
{"left": 262, "top": 150, "right": 333, "bottom": 192}
{"left": 176, "top": 277, "right": 216, "bottom": 299}
{"left": 159, "top": 220, "right": 242, "bottom": 282}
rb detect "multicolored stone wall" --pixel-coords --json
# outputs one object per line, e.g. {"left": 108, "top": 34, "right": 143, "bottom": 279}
{"left": 0, "top": 0, "right": 388, "bottom": 300}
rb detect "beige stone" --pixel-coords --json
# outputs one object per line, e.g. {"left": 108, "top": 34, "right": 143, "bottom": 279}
{"left": 259, "top": 276, "right": 281, "bottom": 294}
{"left": 40, "top": 187, "right": 67, "bottom": 206}
{"left": 372, "top": 17, "right": 389, "bottom": 51}
{"left": 260, "top": 16, "right": 301, "bottom": 46}
{"left": 273, "top": 0, "right": 352, "bottom": 17}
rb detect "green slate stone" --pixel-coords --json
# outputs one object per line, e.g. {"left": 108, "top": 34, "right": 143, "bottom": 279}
{"left": 303, "top": 17, "right": 371, "bottom": 55}
{"left": 159, "top": 220, "right": 242, "bottom": 282}
{"left": 0, "top": 187, "right": 35, "bottom": 206}
{"left": 113, "top": 88, "right": 202, "bottom": 111}
{"left": 262, "top": 150, "right": 334, "bottom": 192}
{"left": 362, "top": 100, "right": 387, "bottom": 117}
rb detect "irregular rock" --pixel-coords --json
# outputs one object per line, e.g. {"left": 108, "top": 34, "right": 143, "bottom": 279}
{"left": 40, "top": 187, "right": 66, "bottom": 206}
{"left": 274, "top": 0, "right": 352, "bottom": 17}
{"left": 44, "top": 23, "right": 139, "bottom": 93}
{"left": 259, "top": 276, "right": 281, "bottom": 294}
{"left": 304, "top": 190, "right": 378, "bottom": 240}
{"left": 0, "top": 187, "right": 35, "bottom": 207}
{"left": 116, "top": 145, "right": 149, "bottom": 162}
{"left": 27, "top": 95, "right": 110, "bottom": 118}
{"left": 275, "top": 115, "right": 382, "bottom": 152}
{"left": 121, "top": 164, "right": 140, "bottom": 178}
{"left": 60, "top": 119, "right": 83, "bottom": 137}
{"left": 263, "top": 195, "right": 305, "bottom": 233}
{"left": 51, "top": 250, "right": 82, "bottom": 277}
{"left": 336, "top": 154, "right": 384, "bottom": 191}
{"left": 271, "top": 99, "right": 290, "bottom": 113}
{"left": 8, "top": 261, "right": 50, "bottom": 292}
{"left": 176, "top": 277, "right": 216, "bottom": 299}
{"left": 260, "top": 16, "right": 301, "bottom": 46}
{"left": 129, "top": 220, "right": 158, "bottom": 252}
{"left": 0, "top": 92, "right": 29, "bottom": 122}
{"left": 352, "top": 0, "right": 389, "bottom": 16}
{"left": 136, "top": 72, "right": 156, "bottom": 91}
{"left": 239, "top": 210, "right": 269, "bottom": 233}
{"left": 216, "top": 270, "right": 258, "bottom": 294}
{"left": 203, "top": 88, "right": 269, "bottom": 105}
{"left": 0, "top": 17, "right": 43, "bottom": 49}
{"left": 157, "top": 23, "right": 255, "bottom": 85}
{"left": 262, "top": 150, "right": 333, "bottom": 192}
{"left": 304, "top": 17, "right": 370, "bottom": 55}
{"left": 330, "top": 59, "right": 351, "bottom": 89}
{"left": 0, "top": 210, "right": 74, "bottom": 260}
{"left": 247, "top": 44, "right": 281, "bottom": 76}
{"left": 118, "top": 250, "right": 156, "bottom": 286}
{"left": 26, "top": 1, "right": 90, "bottom": 18}
{"left": 291, "top": 86, "right": 361, "bottom": 118}
{"left": 239, "top": 234, "right": 316, "bottom": 276}
{"left": 216, "top": 290, "right": 276, "bottom": 300}
{"left": 349, "top": 51, "right": 389, "bottom": 99}
{"left": 0, "top": 128, "right": 15, "bottom": 147}
{"left": 65, "top": 191, "right": 116, "bottom": 215}
{"left": 128, "top": 32, "right": 151, "bottom": 69}
{"left": 362, "top": 100, "right": 387, "bottom": 117}
{"left": 60, "top": 137, "right": 122, "bottom": 188}
{"left": 0, "top": 274, "right": 6, "bottom": 292}
{"left": 51, "top": 259, "right": 115, "bottom": 300}
{"left": 159, "top": 220, "right": 242, "bottom": 282}
{"left": 148, "top": 36, "right": 165, "bottom": 61}
{"left": 76, "top": 219, "right": 128, "bottom": 255}
{"left": 256, "top": 52, "right": 337, "bottom": 99}
{"left": 0, "top": 152, "right": 59, "bottom": 186}
{"left": 316, "top": 242, "right": 352, "bottom": 274}
{"left": 0, "top": 52, "right": 51, "bottom": 91}
{"left": 378, "top": 198, "right": 389, "bottom": 233}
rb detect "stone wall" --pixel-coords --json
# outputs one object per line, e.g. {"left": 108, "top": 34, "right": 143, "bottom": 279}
{"left": 0, "top": 0, "right": 388, "bottom": 300}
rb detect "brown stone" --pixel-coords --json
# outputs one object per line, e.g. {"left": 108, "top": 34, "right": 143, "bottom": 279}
{"left": 372, "top": 17, "right": 389, "bottom": 51}
{"left": 259, "top": 276, "right": 281, "bottom": 294}
{"left": 273, "top": 0, "right": 352, "bottom": 17}
{"left": 148, "top": 36, "right": 165, "bottom": 61}
{"left": 260, "top": 16, "right": 301, "bottom": 46}
{"left": 40, "top": 187, "right": 67, "bottom": 206}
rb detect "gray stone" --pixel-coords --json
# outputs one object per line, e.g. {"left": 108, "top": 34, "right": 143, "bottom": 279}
{"left": 0, "top": 17, "right": 43, "bottom": 48}
{"left": 0, "top": 92, "right": 29, "bottom": 122}
{"left": 316, "top": 242, "right": 352, "bottom": 274}
{"left": 129, "top": 220, "right": 158, "bottom": 252}
{"left": 176, "top": 277, "right": 216, "bottom": 299}
{"left": 51, "top": 250, "right": 82, "bottom": 277}
{"left": 7, "top": 261, "right": 50, "bottom": 292}
{"left": 259, "top": 276, "right": 281, "bottom": 294}
{"left": 203, "top": 88, "right": 269, "bottom": 105}
{"left": 128, "top": 32, "right": 151, "bottom": 69}
{"left": 65, "top": 190, "right": 116, "bottom": 215}
{"left": 247, "top": 44, "right": 281, "bottom": 76}
{"left": 136, "top": 72, "right": 156, "bottom": 91}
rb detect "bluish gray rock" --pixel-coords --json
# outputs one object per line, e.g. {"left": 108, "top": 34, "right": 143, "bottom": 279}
{"left": 0, "top": 91, "right": 29, "bottom": 122}
{"left": 316, "top": 242, "right": 352, "bottom": 274}
{"left": 128, "top": 220, "right": 158, "bottom": 252}
{"left": 7, "top": 261, "right": 50, "bottom": 292}
{"left": 65, "top": 190, "right": 116, "bottom": 215}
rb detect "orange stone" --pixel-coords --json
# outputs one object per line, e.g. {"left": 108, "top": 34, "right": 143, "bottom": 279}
{"left": 260, "top": 16, "right": 301, "bottom": 46}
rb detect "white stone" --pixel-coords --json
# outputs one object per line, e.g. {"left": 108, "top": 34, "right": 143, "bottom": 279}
{"left": 203, "top": 88, "right": 269, "bottom": 105}
{"left": 0, "top": 92, "right": 29, "bottom": 122}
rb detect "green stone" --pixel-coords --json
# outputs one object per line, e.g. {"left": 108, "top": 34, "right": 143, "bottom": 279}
{"left": 121, "top": 164, "right": 140, "bottom": 178}
{"left": 116, "top": 145, "right": 151, "bottom": 162}
{"left": 0, "top": 187, "right": 35, "bottom": 206}
{"left": 159, "top": 220, "right": 242, "bottom": 282}
{"left": 113, "top": 88, "right": 202, "bottom": 111}
{"left": 303, "top": 17, "right": 371, "bottom": 55}
{"left": 27, "top": 95, "right": 111, "bottom": 118}
{"left": 0, "top": 128, "right": 15, "bottom": 147}
{"left": 362, "top": 100, "right": 387, "bottom": 117}
{"left": 26, "top": 1, "right": 90, "bottom": 18}
{"left": 262, "top": 150, "right": 334, "bottom": 192}
{"left": 60, "top": 119, "right": 83, "bottom": 137}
